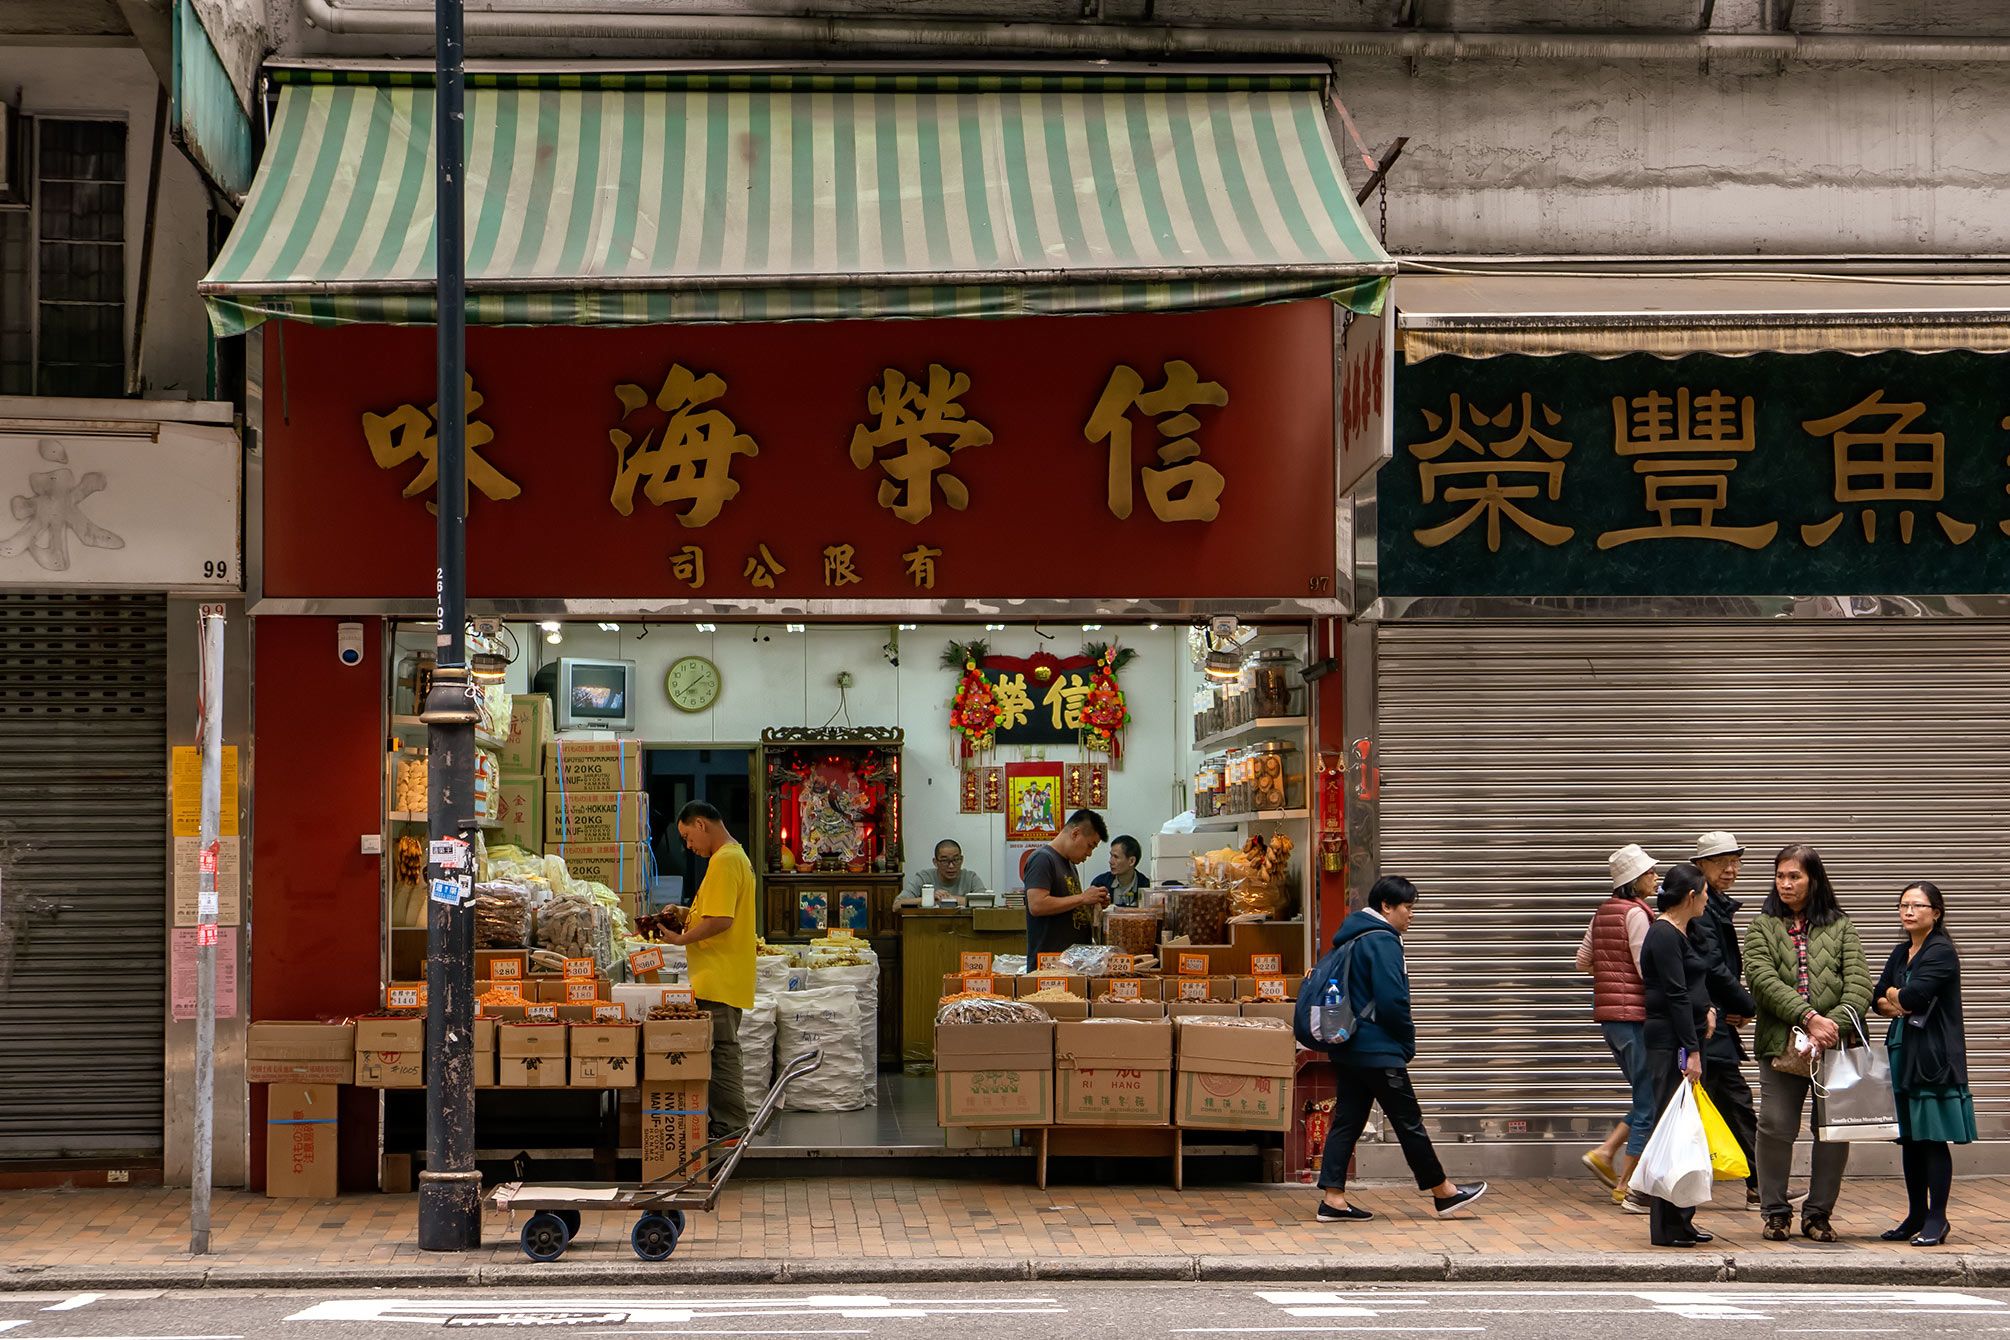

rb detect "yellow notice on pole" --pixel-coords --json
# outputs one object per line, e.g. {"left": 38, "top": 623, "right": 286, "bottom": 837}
{"left": 171, "top": 745, "right": 240, "bottom": 838}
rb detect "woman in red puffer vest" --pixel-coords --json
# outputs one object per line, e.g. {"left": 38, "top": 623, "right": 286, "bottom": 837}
{"left": 1576, "top": 844, "right": 1660, "bottom": 1208}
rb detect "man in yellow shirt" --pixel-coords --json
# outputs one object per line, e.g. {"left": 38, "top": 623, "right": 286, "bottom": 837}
{"left": 661, "top": 801, "right": 756, "bottom": 1137}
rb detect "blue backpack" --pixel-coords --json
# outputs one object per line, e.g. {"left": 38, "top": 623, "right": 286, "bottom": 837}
{"left": 1293, "top": 929, "right": 1393, "bottom": 1051}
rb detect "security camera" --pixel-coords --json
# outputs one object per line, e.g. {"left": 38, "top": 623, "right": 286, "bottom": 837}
{"left": 337, "top": 622, "right": 365, "bottom": 667}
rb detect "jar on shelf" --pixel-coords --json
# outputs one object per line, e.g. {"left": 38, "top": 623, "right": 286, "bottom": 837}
{"left": 1247, "top": 738, "right": 1303, "bottom": 812}
{"left": 1104, "top": 908, "right": 1163, "bottom": 957}
{"left": 1251, "top": 646, "right": 1303, "bottom": 719}
{"left": 1193, "top": 755, "right": 1225, "bottom": 818}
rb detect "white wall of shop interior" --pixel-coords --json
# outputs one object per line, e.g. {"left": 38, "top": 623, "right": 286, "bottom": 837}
{"left": 0, "top": 44, "right": 215, "bottom": 399}
{"left": 507, "top": 623, "right": 1203, "bottom": 887}
{"left": 266, "top": 1, "right": 2010, "bottom": 258}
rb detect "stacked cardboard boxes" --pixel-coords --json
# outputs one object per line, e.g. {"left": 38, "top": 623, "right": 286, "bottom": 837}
{"left": 1174, "top": 1018, "right": 1297, "bottom": 1132}
{"left": 495, "top": 694, "right": 550, "bottom": 851}
{"left": 249, "top": 1021, "right": 356, "bottom": 1200}
{"left": 544, "top": 739, "right": 650, "bottom": 920}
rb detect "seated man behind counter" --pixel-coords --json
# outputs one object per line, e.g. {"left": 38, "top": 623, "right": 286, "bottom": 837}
{"left": 901, "top": 839, "right": 990, "bottom": 902}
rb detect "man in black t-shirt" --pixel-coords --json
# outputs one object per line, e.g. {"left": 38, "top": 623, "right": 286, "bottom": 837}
{"left": 1023, "top": 809, "right": 1109, "bottom": 961}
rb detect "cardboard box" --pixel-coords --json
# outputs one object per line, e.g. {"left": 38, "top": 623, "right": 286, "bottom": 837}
{"left": 499, "top": 1022, "right": 568, "bottom": 1089}
{"left": 354, "top": 1016, "right": 425, "bottom": 1088}
{"left": 1021, "top": 999, "right": 1090, "bottom": 1022}
{"left": 642, "top": 1017, "right": 714, "bottom": 1082}
{"left": 545, "top": 739, "right": 645, "bottom": 793}
{"left": 501, "top": 694, "right": 552, "bottom": 774}
{"left": 248, "top": 1021, "right": 355, "bottom": 1085}
{"left": 1234, "top": 976, "right": 1302, "bottom": 1004}
{"left": 544, "top": 790, "right": 649, "bottom": 845}
{"left": 946, "top": 1126, "right": 1018, "bottom": 1149}
{"left": 265, "top": 1083, "right": 338, "bottom": 1198}
{"left": 1168, "top": 1001, "right": 1243, "bottom": 1020}
{"left": 1241, "top": 1001, "right": 1298, "bottom": 1024}
{"left": 640, "top": 1083, "right": 709, "bottom": 1182}
{"left": 570, "top": 1023, "right": 641, "bottom": 1088}
{"left": 942, "top": 972, "right": 1009, "bottom": 998}
{"left": 476, "top": 950, "right": 529, "bottom": 981}
{"left": 1162, "top": 976, "right": 1236, "bottom": 1003}
{"left": 1089, "top": 999, "right": 1168, "bottom": 1020}
{"left": 933, "top": 1020, "right": 1055, "bottom": 1127}
{"left": 473, "top": 1018, "right": 497, "bottom": 1089}
{"left": 493, "top": 777, "right": 544, "bottom": 852}
{"left": 1175, "top": 1018, "right": 1297, "bottom": 1131}
{"left": 552, "top": 842, "right": 652, "bottom": 894}
{"left": 1012, "top": 973, "right": 1087, "bottom": 999}
{"left": 1151, "top": 833, "right": 1217, "bottom": 861}
{"left": 1055, "top": 1019, "right": 1173, "bottom": 1125}
{"left": 614, "top": 983, "right": 694, "bottom": 1021}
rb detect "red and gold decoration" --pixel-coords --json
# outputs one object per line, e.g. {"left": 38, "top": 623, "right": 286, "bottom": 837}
{"left": 1077, "top": 642, "right": 1135, "bottom": 764}
{"left": 941, "top": 640, "right": 1001, "bottom": 761}
{"left": 1087, "top": 763, "right": 1109, "bottom": 808}
{"left": 1003, "top": 761, "right": 1066, "bottom": 842}
{"left": 958, "top": 767, "right": 984, "bottom": 814}
{"left": 942, "top": 639, "right": 1137, "bottom": 763}
{"left": 1063, "top": 763, "right": 1088, "bottom": 808}
{"left": 980, "top": 766, "right": 1005, "bottom": 813}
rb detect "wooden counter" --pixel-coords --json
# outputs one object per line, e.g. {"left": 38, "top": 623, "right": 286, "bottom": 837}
{"left": 898, "top": 906, "right": 1027, "bottom": 1070}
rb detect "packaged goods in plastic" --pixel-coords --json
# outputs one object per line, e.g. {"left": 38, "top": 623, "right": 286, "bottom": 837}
{"left": 808, "top": 953, "right": 879, "bottom": 1103}
{"left": 777, "top": 986, "right": 867, "bottom": 1112}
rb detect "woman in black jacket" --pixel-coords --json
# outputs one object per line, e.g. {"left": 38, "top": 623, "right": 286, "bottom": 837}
{"left": 1637, "top": 863, "right": 1718, "bottom": 1249}
{"left": 1873, "top": 881, "right": 1973, "bottom": 1247}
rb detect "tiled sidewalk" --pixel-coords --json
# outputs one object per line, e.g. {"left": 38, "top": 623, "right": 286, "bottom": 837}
{"left": 1, "top": 1175, "right": 2005, "bottom": 1271}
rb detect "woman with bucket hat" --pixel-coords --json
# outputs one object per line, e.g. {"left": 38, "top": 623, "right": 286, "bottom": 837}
{"left": 1576, "top": 843, "right": 1660, "bottom": 1212}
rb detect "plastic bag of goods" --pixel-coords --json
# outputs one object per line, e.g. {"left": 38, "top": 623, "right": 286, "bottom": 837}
{"left": 535, "top": 894, "right": 608, "bottom": 963}
{"left": 471, "top": 881, "right": 534, "bottom": 948}
{"left": 777, "top": 985, "right": 867, "bottom": 1112}
{"left": 807, "top": 954, "right": 879, "bottom": 1104}
{"left": 739, "top": 993, "right": 779, "bottom": 1105}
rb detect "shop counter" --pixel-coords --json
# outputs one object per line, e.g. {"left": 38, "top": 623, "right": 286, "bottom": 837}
{"left": 898, "top": 906, "right": 1027, "bottom": 1069}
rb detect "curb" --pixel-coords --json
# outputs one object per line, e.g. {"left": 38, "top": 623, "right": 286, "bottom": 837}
{"left": 5, "top": 1253, "right": 2008, "bottom": 1292}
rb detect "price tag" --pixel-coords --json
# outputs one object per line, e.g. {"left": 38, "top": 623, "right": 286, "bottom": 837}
{"left": 196, "top": 923, "right": 220, "bottom": 947}
{"left": 490, "top": 958, "right": 524, "bottom": 981}
{"left": 628, "top": 946, "right": 666, "bottom": 976}
{"left": 1034, "top": 974, "right": 1071, "bottom": 994}
{"left": 488, "top": 980, "right": 524, "bottom": 1000}
{"left": 562, "top": 957, "right": 595, "bottom": 980}
{"left": 660, "top": 986, "right": 695, "bottom": 1006}
{"left": 592, "top": 1003, "right": 627, "bottom": 1023}
{"left": 525, "top": 1003, "right": 558, "bottom": 1022}
{"left": 385, "top": 983, "right": 427, "bottom": 1010}
{"left": 958, "top": 952, "right": 993, "bottom": 975}
{"left": 960, "top": 975, "right": 996, "bottom": 996}
{"left": 1250, "top": 953, "right": 1285, "bottom": 976}
{"left": 431, "top": 838, "right": 471, "bottom": 870}
{"left": 564, "top": 980, "right": 598, "bottom": 1003}
{"left": 1177, "top": 953, "right": 1211, "bottom": 976}
{"left": 1176, "top": 977, "right": 1212, "bottom": 1001}
{"left": 1106, "top": 953, "right": 1136, "bottom": 975}
{"left": 1106, "top": 978, "right": 1145, "bottom": 1001}
{"left": 1036, "top": 953, "right": 1066, "bottom": 970}
{"left": 1254, "top": 975, "right": 1291, "bottom": 1001}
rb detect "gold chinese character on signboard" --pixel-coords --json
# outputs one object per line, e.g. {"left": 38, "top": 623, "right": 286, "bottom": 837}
{"left": 1799, "top": 391, "right": 1975, "bottom": 546}
{"left": 1043, "top": 671, "right": 1092, "bottom": 731}
{"left": 362, "top": 375, "right": 520, "bottom": 514}
{"left": 1409, "top": 392, "right": 1573, "bottom": 551}
{"left": 902, "top": 543, "right": 941, "bottom": 590}
{"left": 992, "top": 672, "right": 1035, "bottom": 731}
{"left": 848, "top": 365, "right": 993, "bottom": 524}
{"left": 744, "top": 543, "right": 786, "bottom": 589}
{"left": 1598, "top": 387, "right": 1778, "bottom": 550}
{"left": 1084, "top": 360, "right": 1229, "bottom": 522}
{"left": 669, "top": 545, "right": 706, "bottom": 590}
{"left": 609, "top": 365, "right": 759, "bottom": 527}
{"left": 822, "top": 544, "right": 862, "bottom": 587}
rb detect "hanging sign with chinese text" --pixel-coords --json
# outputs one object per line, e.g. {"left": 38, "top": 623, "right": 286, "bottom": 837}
{"left": 262, "top": 305, "right": 1336, "bottom": 603}
{"left": 1380, "top": 351, "right": 2010, "bottom": 598}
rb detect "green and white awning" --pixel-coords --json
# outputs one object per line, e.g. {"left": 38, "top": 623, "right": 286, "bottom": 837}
{"left": 200, "top": 68, "right": 1392, "bottom": 335}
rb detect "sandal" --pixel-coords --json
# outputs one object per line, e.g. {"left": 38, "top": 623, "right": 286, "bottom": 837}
{"left": 1762, "top": 1212, "right": 1791, "bottom": 1241}
{"left": 1801, "top": 1213, "right": 1837, "bottom": 1243}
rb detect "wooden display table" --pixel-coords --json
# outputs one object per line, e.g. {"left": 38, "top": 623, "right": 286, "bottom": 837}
{"left": 898, "top": 905, "right": 1028, "bottom": 1068}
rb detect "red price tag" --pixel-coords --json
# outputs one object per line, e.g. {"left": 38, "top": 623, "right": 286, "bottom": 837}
{"left": 1254, "top": 976, "right": 1290, "bottom": 1000}
{"left": 1177, "top": 978, "right": 1211, "bottom": 1001}
{"left": 1250, "top": 953, "right": 1285, "bottom": 976}
{"left": 562, "top": 957, "right": 595, "bottom": 979}
{"left": 959, "top": 952, "right": 993, "bottom": 975}
{"left": 1034, "top": 975, "right": 1070, "bottom": 994}
{"left": 628, "top": 946, "right": 665, "bottom": 976}
{"left": 196, "top": 923, "right": 220, "bottom": 947}
{"left": 1106, "top": 953, "right": 1136, "bottom": 975}
{"left": 1177, "top": 953, "right": 1211, "bottom": 976}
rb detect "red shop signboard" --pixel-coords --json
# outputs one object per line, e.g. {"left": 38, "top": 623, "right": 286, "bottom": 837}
{"left": 262, "top": 302, "right": 1336, "bottom": 602}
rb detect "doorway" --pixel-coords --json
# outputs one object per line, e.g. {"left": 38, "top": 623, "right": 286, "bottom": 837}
{"left": 644, "top": 747, "right": 755, "bottom": 909}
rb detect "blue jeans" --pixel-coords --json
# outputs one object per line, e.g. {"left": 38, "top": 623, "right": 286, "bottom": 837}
{"left": 1601, "top": 1020, "right": 1657, "bottom": 1157}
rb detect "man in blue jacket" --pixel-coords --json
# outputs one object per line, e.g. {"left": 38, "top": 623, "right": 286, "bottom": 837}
{"left": 1316, "top": 875, "right": 1488, "bottom": 1223}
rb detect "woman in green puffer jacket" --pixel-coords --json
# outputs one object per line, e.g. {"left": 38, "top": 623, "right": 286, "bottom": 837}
{"left": 1745, "top": 843, "right": 1872, "bottom": 1243}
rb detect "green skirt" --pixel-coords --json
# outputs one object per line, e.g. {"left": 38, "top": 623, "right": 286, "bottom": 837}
{"left": 1890, "top": 1036, "right": 1977, "bottom": 1145}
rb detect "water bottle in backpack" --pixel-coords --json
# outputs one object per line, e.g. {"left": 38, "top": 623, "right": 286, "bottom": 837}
{"left": 1319, "top": 976, "right": 1347, "bottom": 1044}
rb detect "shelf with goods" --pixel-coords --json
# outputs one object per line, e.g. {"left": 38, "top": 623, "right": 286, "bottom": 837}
{"left": 1192, "top": 807, "right": 1310, "bottom": 831}
{"left": 1192, "top": 715, "right": 1308, "bottom": 754}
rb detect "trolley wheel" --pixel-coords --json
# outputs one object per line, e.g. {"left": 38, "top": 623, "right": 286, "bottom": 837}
{"left": 557, "top": 1209, "right": 583, "bottom": 1237}
{"left": 632, "top": 1212, "right": 681, "bottom": 1262}
{"left": 520, "top": 1211, "right": 570, "bottom": 1263}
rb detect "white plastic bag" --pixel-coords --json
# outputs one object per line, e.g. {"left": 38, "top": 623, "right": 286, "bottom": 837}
{"left": 777, "top": 985, "right": 866, "bottom": 1112}
{"left": 1628, "top": 1080, "right": 1715, "bottom": 1208}
{"left": 738, "top": 993, "right": 779, "bottom": 1105}
{"left": 1161, "top": 811, "right": 1198, "bottom": 835}
{"left": 808, "top": 957, "right": 879, "bottom": 1106}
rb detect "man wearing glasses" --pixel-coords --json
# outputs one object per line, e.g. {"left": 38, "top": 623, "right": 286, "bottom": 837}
{"left": 901, "top": 838, "right": 990, "bottom": 902}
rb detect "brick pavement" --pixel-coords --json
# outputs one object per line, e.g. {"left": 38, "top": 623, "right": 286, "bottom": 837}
{"left": 0, "top": 1175, "right": 2005, "bottom": 1270}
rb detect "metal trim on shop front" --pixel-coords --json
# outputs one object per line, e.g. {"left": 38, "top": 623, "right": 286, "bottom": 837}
{"left": 248, "top": 596, "right": 1352, "bottom": 620}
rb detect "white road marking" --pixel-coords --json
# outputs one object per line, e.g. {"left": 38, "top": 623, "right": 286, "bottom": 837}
{"left": 1175, "top": 1329, "right": 1485, "bottom": 1335}
{"left": 1276, "top": 1309, "right": 1382, "bottom": 1318}
{"left": 289, "top": 1298, "right": 1065, "bottom": 1327}
{"left": 42, "top": 1297, "right": 101, "bottom": 1313}
{"left": 582, "top": 1333, "right": 872, "bottom": 1337}
{"left": 0, "top": 1324, "right": 28, "bottom": 1334}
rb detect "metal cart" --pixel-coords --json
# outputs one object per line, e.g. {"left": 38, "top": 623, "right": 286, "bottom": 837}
{"left": 491, "top": 1048, "right": 823, "bottom": 1262}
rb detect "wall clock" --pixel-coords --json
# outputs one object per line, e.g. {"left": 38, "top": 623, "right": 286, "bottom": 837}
{"left": 666, "top": 655, "right": 721, "bottom": 713}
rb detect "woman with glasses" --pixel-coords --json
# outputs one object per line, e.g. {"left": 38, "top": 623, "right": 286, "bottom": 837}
{"left": 1873, "top": 882, "right": 1973, "bottom": 1247}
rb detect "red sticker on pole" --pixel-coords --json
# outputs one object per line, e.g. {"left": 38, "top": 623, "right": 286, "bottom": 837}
{"left": 196, "top": 923, "right": 220, "bottom": 947}
{"left": 200, "top": 844, "right": 219, "bottom": 875}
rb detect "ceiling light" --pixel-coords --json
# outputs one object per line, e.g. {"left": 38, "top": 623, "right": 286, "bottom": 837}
{"left": 985, "top": 623, "right": 1005, "bottom": 631}
{"left": 470, "top": 650, "right": 509, "bottom": 683}
{"left": 898, "top": 623, "right": 918, "bottom": 632}
{"left": 597, "top": 622, "right": 621, "bottom": 633}
{"left": 1148, "top": 622, "right": 1161, "bottom": 631}
{"left": 1081, "top": 623, "right": 1102, "bottom": 632}
{"left": 787, "top": 623, "right": 806, "bottom": 633}
{"left": 544, "top": 629, "right": 564, "bottom": 646}
{"left": 696, "top": 622, "right": 717, "bottom": 633}
{"left": 539, "top": 620, "right": 561, "bottom": 633}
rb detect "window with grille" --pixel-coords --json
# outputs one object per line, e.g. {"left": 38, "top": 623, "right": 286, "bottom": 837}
{"left": 0, "top": 117, "right": 126, "bottom": 398}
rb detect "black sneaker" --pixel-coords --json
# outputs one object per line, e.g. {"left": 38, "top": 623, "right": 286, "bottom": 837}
{"left": 1316, "top": 1202, "right": 1373, "bottom": 1222}
{"left": 1434, "top": 1182, "right": 1488, "bottom": 1218}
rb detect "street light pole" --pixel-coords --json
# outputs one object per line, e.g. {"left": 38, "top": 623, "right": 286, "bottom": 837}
{"left": 417, "top": 0, "right": 480, "bottom": 1252}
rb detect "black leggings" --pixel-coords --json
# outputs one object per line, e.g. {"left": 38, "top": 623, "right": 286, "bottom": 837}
{"left": 1900, "top": 1140, "right": 1954, "bottom": 1227}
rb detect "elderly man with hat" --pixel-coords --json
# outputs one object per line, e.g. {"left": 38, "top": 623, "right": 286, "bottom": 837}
{"left": 1689, "top": 830, "right": 1762, "bottom": 1207}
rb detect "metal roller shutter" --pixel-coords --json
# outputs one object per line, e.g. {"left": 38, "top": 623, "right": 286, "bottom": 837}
{"left": 1377, "top": 620, "right": 2010, "bottom": 1141}
{"left": 0, "top": 593, "right": 167, "bottom": 1158}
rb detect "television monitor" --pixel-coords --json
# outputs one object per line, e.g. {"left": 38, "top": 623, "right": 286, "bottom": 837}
{"left": 532, "top": 657, "right": 637, "bottom": 732}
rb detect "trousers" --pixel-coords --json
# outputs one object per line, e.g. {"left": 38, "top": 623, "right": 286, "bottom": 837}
{"left": 1320, "top": 1062, "right": 1447, "bottom": 1193}
{"left": 1758, "top": 1063, "right": 1850, "bottom": 1217}
{"left": 699, "top": 999, "right": 748, "bottom": 1138}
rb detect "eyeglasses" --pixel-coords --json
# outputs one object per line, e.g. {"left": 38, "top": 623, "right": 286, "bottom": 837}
{"left": 1898, "top": 901, "right": 1934, "bottom": 911}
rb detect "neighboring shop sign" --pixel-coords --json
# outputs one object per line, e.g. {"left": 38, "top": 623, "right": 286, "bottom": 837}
{"left": 1338, "top": 304, "right": 1393, "bottom": 494}
{"left": 0, "top": 422, "right": 241, "bottom": 589}
{"left": 262, "top": 304, "right": 1338, "bottom": 602}
{"left": 1380, "top": 351, "right": 2010, "bottom": 597}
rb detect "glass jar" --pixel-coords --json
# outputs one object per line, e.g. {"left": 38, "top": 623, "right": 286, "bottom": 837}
{"left": 1251, "top": 646, "right": 1302, "bottom": 719}
{"left": 1104, "top": 908, "right": 1163, "bottom": 957}
{"left": 1221, "top": 746, "right": 1246, "bottom": 814}
{"left": 1193, "top": 754, "right": 1225, "bottom": 817}
{"left": 1247, "top": 738, "right": 1303, "bottom": 812}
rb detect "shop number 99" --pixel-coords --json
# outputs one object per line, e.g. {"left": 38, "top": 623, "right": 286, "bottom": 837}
{"left": 202, "top": 560, "right": 230, "bottom": 580}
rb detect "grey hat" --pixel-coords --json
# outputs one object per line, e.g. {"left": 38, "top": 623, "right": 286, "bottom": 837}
{"left": 1693, "top": 831, "right": 1745, "bottom": 860}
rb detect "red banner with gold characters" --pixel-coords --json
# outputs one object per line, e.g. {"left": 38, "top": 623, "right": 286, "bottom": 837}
{"left": 261, "top": 304, "right": 1336, "bottom": 601}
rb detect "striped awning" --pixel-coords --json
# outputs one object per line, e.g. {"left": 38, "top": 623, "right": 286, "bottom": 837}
{"left": 200, "top": 68, "right": 1393, "bottom": 334}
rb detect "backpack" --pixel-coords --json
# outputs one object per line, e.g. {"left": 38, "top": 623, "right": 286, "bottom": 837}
{"left": 1293, "top": 929, "right": 1393, "bottom": 1051}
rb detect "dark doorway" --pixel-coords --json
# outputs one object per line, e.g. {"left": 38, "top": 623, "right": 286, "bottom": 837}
{"left": 645, "top": 747, "right": 754, "bottom": 908}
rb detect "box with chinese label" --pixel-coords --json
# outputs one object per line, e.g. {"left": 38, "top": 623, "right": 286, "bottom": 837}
{"left": 265, "top": 1083, "right": 338, "bottom": 1199}
{"left": 642, "top": 1017, "right": 713, "bottom": 1082}
{"left": 248, "top": 1021, "right": 355, "bottom": 1085}
{"left": 570, "top": 1022, "right": 640, "bottom": 1088}
{"left": 640, "top": 1083, "right": 708, "bottom": 1182}
{"left": 551, "top": 842, "right": 652, "bottom": 894}
{"left": 1174, "top": 1018, "right": 1296, "bottom": 1132}
{"left": 1054, "top": 1018, "right": 1172, "bottom": 1126}
{"left": 354, "top": 1015, "right": 425, "bottom": 1088}
{"left": 1011, "top": 973, "right": 1087, "bottom": 999}
{"left": 499, "top": 1022, "right": 568, "bottom": 1088}
{"left": 501, "top": 694, "right": 551, "bottom": 775}
{"left": 544, "top": 740, "right": 645, "bottom": 793}
{"left": 934, "top": 1020, "right": 1054, "bottom": 1128}
{"left": 493, "top": 777, "right": 544, "bottom": 853}
{"left": 1160, "top": 976, "right": 1236, "bottom": 1003}
{"left": 544, "top": 790, "right": 648, "bottom": 845}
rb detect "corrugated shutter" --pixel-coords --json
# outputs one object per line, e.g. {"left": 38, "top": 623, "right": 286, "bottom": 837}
{"left": 1377, "top": 620, "right": 2010, "bottom": 1140}
{"left": 0, "top": 594, "right": 167, "bottom": 1158}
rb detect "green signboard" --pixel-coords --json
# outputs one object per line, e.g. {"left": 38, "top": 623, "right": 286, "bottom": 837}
{"left": 1379, "top": 350, "right": 2010, "bottom": 598}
